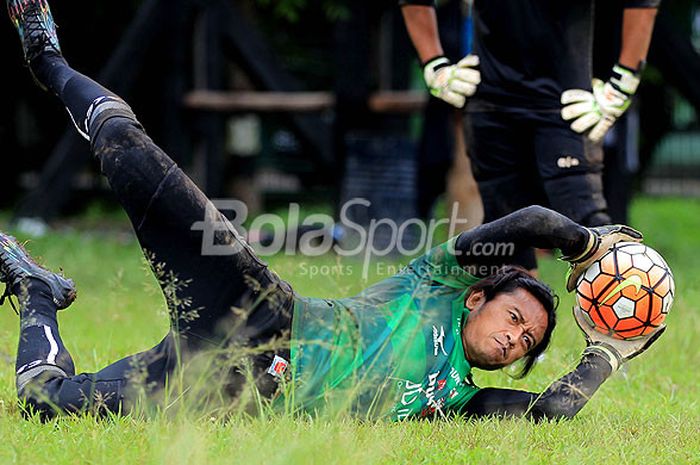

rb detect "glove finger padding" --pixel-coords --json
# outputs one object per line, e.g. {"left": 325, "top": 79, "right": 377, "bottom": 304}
{"left": 588, "top": 115, "right": 616, "bottom": 143}
{"left": 560, "top": 90, "right": 600, "bottom": 134}
{"left": 449, "top": 80, "right": 477, "bottom": 97}
{"left": 570, "top": 112, "right": 601, "bottom": 134}
{"left": 456, "top": 54, "right": 480, "bottom": 68}
{"left": 561, "top": 99, "right": 597, "bottom": 121}
{"left": 560, "top": 88, "right": 595, "bottom": 105}
{"left": 593, "top": 224, "right": 644, "bottom": 247}
{"left": 624, "top": 325, "right": 666, "bottom": 361}
{"left": 574, "top": 305, "right": 667, "bottom": 371}
{"left": 436, "top": 89, "right": 466, "bottom": 108}
{"left": 452, "top": 67, "right": 481, "bottom": 86}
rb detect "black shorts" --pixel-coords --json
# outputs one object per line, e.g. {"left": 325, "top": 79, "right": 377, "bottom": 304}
{"left": 465, "top": 100, "right": 608, "bottom": 223}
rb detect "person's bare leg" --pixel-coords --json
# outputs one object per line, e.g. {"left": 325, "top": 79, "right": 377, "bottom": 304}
{"left": 446, "top": 112, "right": 483, "bottom": 233}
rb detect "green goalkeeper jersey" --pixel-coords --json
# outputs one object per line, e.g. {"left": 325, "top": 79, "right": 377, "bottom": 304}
{"left": 288, "top": 237, "right": 482, "bottom": 420}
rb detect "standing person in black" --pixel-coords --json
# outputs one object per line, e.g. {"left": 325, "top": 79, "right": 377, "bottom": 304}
{"left": 401, "top": 0, "right": 661, "bottom": 271}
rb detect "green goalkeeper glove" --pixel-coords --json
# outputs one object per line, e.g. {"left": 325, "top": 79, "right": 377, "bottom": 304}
{"left": 560, "top": 63, "right": 642, "bottom": 143}
{"left": 561, "top": 224, "right": 643, "bottom": 292}
{"left": 573, "top": 305, "right": 666, "bottom": 372}
{"left": 423, "top": 54, "right": 481, "bottom": 109}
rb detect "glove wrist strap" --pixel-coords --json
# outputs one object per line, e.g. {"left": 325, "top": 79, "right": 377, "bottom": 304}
{"left": 423, "top": 55, "right": 450, "bottom": 71}
{"left": 611, "top": 63, "right": 642, "bottom": 96}
{"left": 615, "top": 60, "right": 646, "bottom": 74}
{"left": 583, "top": 344, "right": 620, "bottom": 372}
{"left": 562, "top": 228, "right": 597, "bottom": 263}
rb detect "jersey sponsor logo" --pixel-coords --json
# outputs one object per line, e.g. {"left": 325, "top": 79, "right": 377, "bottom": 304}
{"left": 449, "top": 367, "right": 463, "bottom": 385}
{"left": 437, "top": 379, "right": 447, "bottom": 391}
{"left": 397, "top": 371, "right": 446, "bottom": 418}
{"left": 266, "top": 355, "right": 289, "bottom": 379}
{"left": 396, "top": 408, "right": 411, "bottom": 421}
{"left": 423, "top": 372, "right": 446, "bottom": 417}
{"left": 400, "top": 380, "right": 424, "bottom": 406}
{"left": 449, "top": 388, "right": 459, "bottom": 400}
{"left": 399, "top": 372, "right": 440, "bottom": 406}
{"left": 432, "top": 325, "right": 448, "bottom": 357}
{"left": 600, "top": 274, "right": 643, "bottom": 304}
{"left": 557, "top": 155, "right": 580, "bottom": 169}
{"left": 423, "top": 371, "right": 440, "bottom": 405}
{"left": 420, "top": 398, "right": 445, "bottom": 418}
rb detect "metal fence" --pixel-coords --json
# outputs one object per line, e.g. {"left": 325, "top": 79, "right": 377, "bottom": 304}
{"left": 643, "top": 91, "right": 700, "bottom": 197}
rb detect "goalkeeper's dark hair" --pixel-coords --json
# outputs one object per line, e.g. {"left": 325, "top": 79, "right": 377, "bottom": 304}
{"left": 469, "top": 265, "right": 558, "bottom": 378}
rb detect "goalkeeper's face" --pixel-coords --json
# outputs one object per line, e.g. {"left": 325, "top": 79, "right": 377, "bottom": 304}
{"left": 462, "top": 288, "right": 548, "bottom": 370}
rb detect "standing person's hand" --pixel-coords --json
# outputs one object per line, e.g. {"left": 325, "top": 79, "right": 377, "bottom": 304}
{"left": 423, "top": 55, "right": 481, "bottom": 108}
{"left": 560, "top": 64, "right": 642, "bottom": 143}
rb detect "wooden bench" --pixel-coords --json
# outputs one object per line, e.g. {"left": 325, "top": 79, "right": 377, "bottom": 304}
{"left": 183, "top": 90, "right": 428, "bottom": 114}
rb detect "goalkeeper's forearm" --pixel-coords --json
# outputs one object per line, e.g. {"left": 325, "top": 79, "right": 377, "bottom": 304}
{"left": 619, "top": 6, "right": 659, "bottom": 70}
{"left": 462, "top": 352, "right": 613, "bottom": 420}
{"left": 454, "top": 206, "right": 590, "bottom": 272}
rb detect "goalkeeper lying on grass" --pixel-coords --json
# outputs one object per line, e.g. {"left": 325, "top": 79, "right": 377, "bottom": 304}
{"left": 1, "top": 0, "right": 664, "bottom": 420}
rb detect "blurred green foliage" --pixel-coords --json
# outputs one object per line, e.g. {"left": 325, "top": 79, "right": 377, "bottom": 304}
{"left": 253, "top": 0, "right": 350, "bottom": 23}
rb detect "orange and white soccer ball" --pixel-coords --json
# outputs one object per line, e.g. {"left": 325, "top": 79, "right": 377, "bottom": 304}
{"left": 575, "top": 242, "right": 675, "bottom": 340}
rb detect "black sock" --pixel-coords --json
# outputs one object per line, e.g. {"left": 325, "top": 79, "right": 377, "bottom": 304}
{"left": 15, "top": 279, "right": 75, "bottom": 381}
{"left": 30, "top": 52, "right": 117, "bottom": 137}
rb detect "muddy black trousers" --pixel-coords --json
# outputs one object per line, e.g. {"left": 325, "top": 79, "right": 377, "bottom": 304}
{"left": 16, "top": 53, "right": 295, "bottom": 417}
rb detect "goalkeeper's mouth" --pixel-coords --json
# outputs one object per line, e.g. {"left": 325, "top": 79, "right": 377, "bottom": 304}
{"left": 493, "top": 337, "right": 507, "bottom": 361}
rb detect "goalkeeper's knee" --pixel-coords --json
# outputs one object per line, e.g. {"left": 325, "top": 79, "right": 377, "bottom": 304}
{"left": 86, "top": 96, "right": 143, "bottom": 143}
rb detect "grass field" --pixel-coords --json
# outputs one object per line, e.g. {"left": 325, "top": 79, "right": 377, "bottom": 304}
{"left": 0, "top": 196, "right": 699, "bottom": 464}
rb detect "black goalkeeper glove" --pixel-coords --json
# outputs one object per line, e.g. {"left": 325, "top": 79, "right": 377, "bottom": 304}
{"left": 573, "top": 305, "right": 666, "bottom": 372}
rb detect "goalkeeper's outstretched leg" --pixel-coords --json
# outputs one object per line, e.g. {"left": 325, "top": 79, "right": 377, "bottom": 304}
{"left": 6, "top": 0, "right": 294, "bottom": 417}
